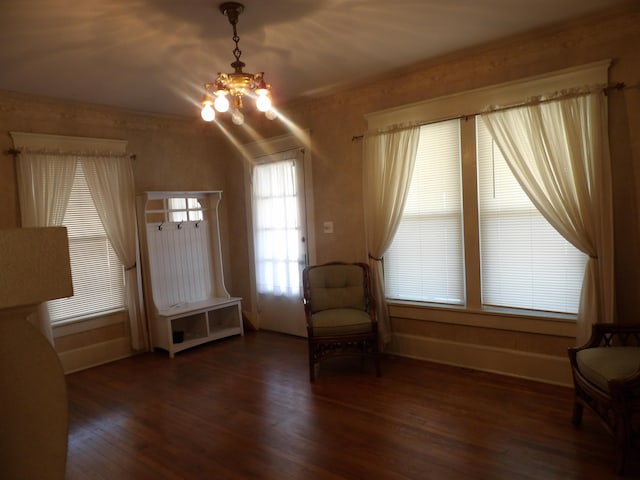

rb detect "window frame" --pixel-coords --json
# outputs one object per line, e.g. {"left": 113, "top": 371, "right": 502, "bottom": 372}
{"left": 384, "top": 119, "right": 466, "bottom": 306}
{"left": 365, "top": 61, "right": 609, "bottom": 331}
{"left": 47, "top": 161, "right": 126, "bottom": 323}
{"left": 10, "top": 131, "right": 130, "bottom": 326}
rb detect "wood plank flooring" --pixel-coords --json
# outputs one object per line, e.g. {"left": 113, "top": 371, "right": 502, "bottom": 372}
{"left": 65, "top": 331, "right": 637, "bottom": 479}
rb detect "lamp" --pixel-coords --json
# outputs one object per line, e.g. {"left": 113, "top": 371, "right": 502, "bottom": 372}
{"left": 0, "top": 227, "right": 73, "bottom": 480}
{"left": 0, "top": 227, "right": 73, "bottom": 309}
{"left": 200, "top": 2, "right": 277, "bottom": 124}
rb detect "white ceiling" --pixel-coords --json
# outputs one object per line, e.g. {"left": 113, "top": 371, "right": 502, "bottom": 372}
{"left": 0, "top": 0, "right": 626, "bottom": 118}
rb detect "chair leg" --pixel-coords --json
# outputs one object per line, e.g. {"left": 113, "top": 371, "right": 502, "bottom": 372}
{"left": 571, "top": 400, "right": 583, "bottom": 426}
{"left": 308, "top": 356, "right": 316, "bottom": 383}
{"left": 308, "top": 339, "right": 316, "bottom": 382}
{"left": 374, "top": 353, "right": 381, "bottom": 377}
{"left": 615, "top": 408, "right": 633, "bottom": 475}
{"left": 615, "top": 445, "right": 626, "bottom": 476}
{"left": 615, "top": 427, "right": 629, "bottom": 476}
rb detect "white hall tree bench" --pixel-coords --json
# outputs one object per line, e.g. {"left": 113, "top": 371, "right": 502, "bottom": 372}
{"left": 137, "top": 191, "right": 243, "bottom": 357}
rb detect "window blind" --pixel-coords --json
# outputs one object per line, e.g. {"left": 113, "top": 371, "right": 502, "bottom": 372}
{"left": 385, "top": 119, "right": 465, "bottom": 304}
{"left": 476, "top": 117, "right": 587, "bottom": 314}
{"left": 48, "top": 163, "right": 125, "bottom": 322}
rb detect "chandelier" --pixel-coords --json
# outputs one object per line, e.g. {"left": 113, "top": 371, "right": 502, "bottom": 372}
{"left": 200, "top": 2, "right": 275, "bottom": 125}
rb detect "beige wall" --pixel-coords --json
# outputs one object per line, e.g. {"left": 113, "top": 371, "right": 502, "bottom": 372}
{"left": 222, "top": 2, "right": 640, "bottom": 384}
{"left": 0, "top": 94, "right": 237, "bottom": 368}
{"left": 1, "top": 2, "right": 639, "bottom": 381}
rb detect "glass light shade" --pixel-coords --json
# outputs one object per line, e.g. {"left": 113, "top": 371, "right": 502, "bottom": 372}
{"left": 256, "top": 93, "right": 271, "bottom": 112}
{"left": 265, "top": 109, "right": 278, "bottom": 121}
{"left": 214, "top": 93, "right": 230, "bottom": 112}
{"left": 201, "top": 102, "right": 215, "bottom": 122}
{"left": 231, "top": 110, "right": 245, "bottom": 125}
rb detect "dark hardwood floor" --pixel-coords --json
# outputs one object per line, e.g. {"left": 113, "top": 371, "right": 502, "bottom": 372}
{"left": 65, "top": 331, "right": 636, "bottom": 479}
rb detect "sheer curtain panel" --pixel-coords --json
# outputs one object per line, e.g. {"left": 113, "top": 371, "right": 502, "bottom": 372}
{"left": 363, "top": 125, "right": 421, "bottom": 346}
{"left": 252, "top": 153, "right": 303, "bottom": 297}
{"left": 481, "top": 92, "right": 614, "bottom": 344}
{"left": 83, "top": 155, "right": 147, "bottom": 350}
{"left": 16, "top": 144, "right": 147, "bottom": 351}
{"left": 16, "top": 152, "right": 77, "bottom": 342}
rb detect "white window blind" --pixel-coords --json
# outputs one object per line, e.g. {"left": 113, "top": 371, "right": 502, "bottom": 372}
{"left": 476, "top": 117, "right": 587, "bottom": 314}
{"left": 48, "top": 163, "right": 125, "bottom": 322}
{"left": 385, "top": 119, "right": 465, "bottom": 304}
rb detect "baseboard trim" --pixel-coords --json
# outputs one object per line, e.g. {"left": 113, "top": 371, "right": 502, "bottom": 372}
{"left": 388, "top": 333, "right": 572, "bottom": 387}
{"left": 58, "top": 337, "right": 133, "bottom": 374}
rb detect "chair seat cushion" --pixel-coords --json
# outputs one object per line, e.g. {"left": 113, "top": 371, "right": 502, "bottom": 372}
{"left": 576, "top": 346, "right": 640, "bottom": 393}
{"left": 310, "top": 308, "right": 373, "bottom": 336}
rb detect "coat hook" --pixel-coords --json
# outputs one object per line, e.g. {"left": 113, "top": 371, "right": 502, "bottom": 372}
{"left": 158, "top": 222, "right": 164, "bottom": 231}
{"left": 177, "top": 222, "right": 183, "bottom": 230}
{"left": 195, "top": 222, "right": 200, "bottom": 228}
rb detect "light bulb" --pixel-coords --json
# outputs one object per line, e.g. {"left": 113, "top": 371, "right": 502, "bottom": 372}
{"left": 201, "top": 102, "right": 215, "bottom": 122}
{"left": 265, "top": 109, "right": 278, "bottom": 121}
{"left": 214, "top": 94, "right": 230, "bottom": 112}
{"left": 256, "top": 93, "right": 271, "bottom": 112}
{"left": 231, "top": 110, "right": 245, "bottom": 125}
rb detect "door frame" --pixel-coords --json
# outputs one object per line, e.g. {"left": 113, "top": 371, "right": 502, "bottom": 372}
{"left": 242, "top": 130, "right": 316, "bottom": 331}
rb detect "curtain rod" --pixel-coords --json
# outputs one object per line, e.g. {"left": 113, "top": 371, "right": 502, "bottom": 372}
{"left": 5, "top": 148, "right": 136, "bottom": 160}
{"left": 252, "top": 146, "right": 305, "bottom": 161}
{"left": 351, "top": 81, "right": 639, "bottom": 142}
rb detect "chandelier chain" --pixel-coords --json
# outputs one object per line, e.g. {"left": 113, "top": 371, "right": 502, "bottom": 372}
{"left": 232, "top": 23, "right": 242, "bottom": 64}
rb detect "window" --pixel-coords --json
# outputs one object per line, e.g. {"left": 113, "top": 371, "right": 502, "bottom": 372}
{"left": 476, "top": 118, "right": 587, "bottom": 314}
{"left": 385, "top": 120, "right": 465, "bottom": 305}
{"left": 385, "top": 116, "right": 586, "bottom": 316}
{"left": 47, "top": 163, "right": 125, "bottom": 322}
{"left": 368, "top": 62, "right": 609, "bottom": 324}
{"left": 167, "top": 197, "right": 204, "bottom": 223}
{"left": 252, "top": 159, "right": 304, "bottom": 296}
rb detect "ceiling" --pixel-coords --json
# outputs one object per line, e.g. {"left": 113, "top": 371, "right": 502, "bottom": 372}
{"left": 0, "top": 0, "right": 627, "bottom": 119}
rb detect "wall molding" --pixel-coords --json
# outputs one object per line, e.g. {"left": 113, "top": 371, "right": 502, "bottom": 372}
{"left": 0, "top": 90, "right": 208, "bottom": 135}
{"left": 388, "top": 332, "right": 573, "bottom": 387}
{"left": 58, "top": 337, "right": 133, "bottom": 374}
{"left": 10, "top": 131, "right": 128, "bottom": 153}
{"left": 366, "top": 59, "right": 611, "bottom": 129}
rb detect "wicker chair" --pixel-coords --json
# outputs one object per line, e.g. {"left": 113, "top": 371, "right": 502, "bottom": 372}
{"left": 302, "top": 262, "right": 381, "bottom": 382}
{"left": 568, "top": 324, "right": 640, "bottom": 475}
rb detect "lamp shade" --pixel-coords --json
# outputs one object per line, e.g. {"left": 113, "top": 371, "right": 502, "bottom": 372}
{"left": 0, "top": 227, "right": 73, "bottom": 309}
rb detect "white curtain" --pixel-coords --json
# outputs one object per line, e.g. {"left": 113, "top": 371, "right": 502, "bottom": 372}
{"left": 481, "top": 91, "right": 614, "bottom": 344}
{"left": 83, "top": 155, "right": 148, "bottom": 351}
{"left": 17, "top": 150, "right": 147, "bottom": 350}
{"left": 252, "top": 153, "right": 302, "bottom": 297}
{"left": 16, "top": 152, "right": 77, "bottom": 343}
{"left": 363, "top": 125, "right": 421, "bottom": 346}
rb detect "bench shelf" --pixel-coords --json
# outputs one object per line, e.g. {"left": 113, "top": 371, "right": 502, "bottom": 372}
{"left": 153, "top": 297, "right": 243, "bottom": 357}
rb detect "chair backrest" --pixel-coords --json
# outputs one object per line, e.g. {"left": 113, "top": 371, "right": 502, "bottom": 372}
{"left": 303, "top": 262, "right": 369, "bottom": 314}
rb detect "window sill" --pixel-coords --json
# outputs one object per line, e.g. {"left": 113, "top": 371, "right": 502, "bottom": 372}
{"left": 386, "top": 299, "right": 576, "bottom": 338}
{"left": 52, "top": 309, "right": 127, "bottom": 337}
